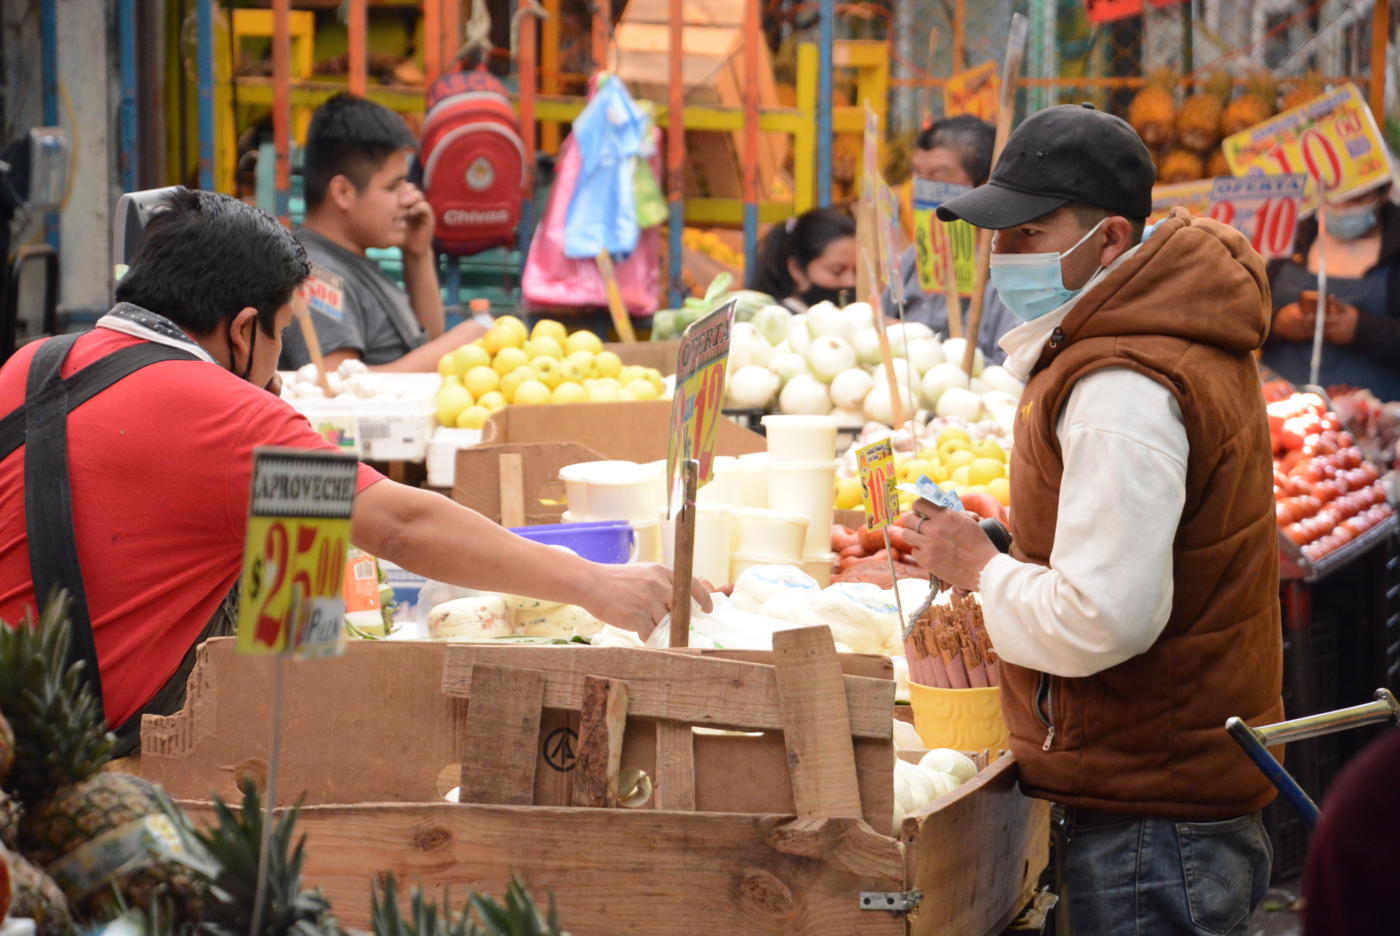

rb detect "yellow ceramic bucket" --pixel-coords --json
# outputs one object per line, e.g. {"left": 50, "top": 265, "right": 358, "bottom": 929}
{"left": 907, "top": 682, "right": 1010, "bottom": 753}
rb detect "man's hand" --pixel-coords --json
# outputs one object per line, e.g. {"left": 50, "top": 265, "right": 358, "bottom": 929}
{"left": 399, "top": 182, "right": 436, "bottom": 258}
{"left": 582, "top": 563, "right": 715, "bottom": 638}
{"left": 1323, "top": 296, "right": 1360, "bottom": 346}
{"left": 900, "top": 501, "right": 1000, "bottom": 593}
{"left": 1272, "top": 302, "right": 1316, "bottom": 343}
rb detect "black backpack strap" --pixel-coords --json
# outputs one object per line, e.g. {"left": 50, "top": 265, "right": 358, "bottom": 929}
{"left": 14, "top": 334, "right": 198, "bottom": 719}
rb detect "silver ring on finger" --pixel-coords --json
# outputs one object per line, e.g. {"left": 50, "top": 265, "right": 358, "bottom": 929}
{"left": 915, "top": 514, "right": 928, "bottom": 534}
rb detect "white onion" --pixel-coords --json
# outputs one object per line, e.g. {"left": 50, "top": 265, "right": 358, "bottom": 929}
{"left": 918, "top": 748, "right": 979, "bottom": 784}
{"left": 924, "top": 769, "right": 959, "bottom": 799}
{"left": 830, "top": 406, "right": 866, "bottom": 427}
{"left": 901, "top": 322, "right": 935, "bottom": 343}
{"left": 979, "top": 365, "right": 1025, "bottom": 398}
{"left": 805, "top": 335, "right": 857, "bottom": 382}
{"left": 935, "top": 386, "right": 984, "bottom": 421}
{"left": 752, "top": 304, "right": 793, "bottom": 346}
{"left": 843, "top": 301, "right": 876, "bottom": 331}
{"left": 893, "top": 718, "right": 924, "bottom": 752}
{"left": 830, "top": 368, "right": 875, "bottom": 410}
{"left": 787, "top": 314, "right": 813, "bottom": 355}
{"left": 980, "top": 390, "right": 1019, "bottom": 413}
{"left": 895, "top": 759, "right": 936, "bottom": 812}
{"left": 863, "top": 381, "right": 896, "bottom": 425}
{"left": 854, "top": 328, "right": 884, "bottom": 366}
{"left": 906, "top": 337, "right": 945, "bottom": 375}
{"left": 939, "top": 338, "right": 985, "bottom": 376}
{"left": 920, "top": 362, "right": 969, "bottom": 409}
{"left": 779, "top": 373, "right": 832, "bottom": 415}
{"left": 727, "top": 365, "right": 780, "bottom": 409}
{"left": 728, "top": 323, "right": 773, "bottom": 370}
{"left": 768, "top": 352, "right": 810, "bottom": 385}
{"left": 807, "top": 301, "right": 855, "bottom": 341}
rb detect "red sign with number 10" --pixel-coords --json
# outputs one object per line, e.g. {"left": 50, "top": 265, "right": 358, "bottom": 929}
{"left": 1207, "top": 174, "right": 1307, "bottom": 260}
{"left": 856, "top": 439, "right": 898, "bottom": 531}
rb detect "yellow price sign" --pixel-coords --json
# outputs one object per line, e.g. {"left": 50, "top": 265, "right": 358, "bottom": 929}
{"left": 1148, "top": 179, "right": 1215, "bottom": 225}
{"left": 913, "top": 178, "right": 977, "bottom": 297}
{"left": 1222, "top": 83, "right": 1393, "bottom": 204}
{"left": 666, "top": 300, "right": 734, "bottom": 515}
{"left": 856, "top": 439, "right": 898, "bottom": 532}
{"left": 236, "top": 448, "right": 359, "bottom": 659}
{"left": 944, "top": 61, "right": 1000, "bottom": 123}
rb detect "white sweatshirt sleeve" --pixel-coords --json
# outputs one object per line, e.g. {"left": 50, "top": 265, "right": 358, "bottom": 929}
{"left": 977, "top": 367, "right": 1189, "bottom": 678}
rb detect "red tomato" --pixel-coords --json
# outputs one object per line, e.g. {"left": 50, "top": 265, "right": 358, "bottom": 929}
{"left": 1333, "top": 525, "right": 1356, "bottom": 545}
{"left": 1284, "top": 523, "right": 1309, "bottom": 546}
{"left": 1337, "top": 431, "right": 1355, "bottom": 448}
{"left": 1359, "top": 463, "right": 1379, "bottom": 485}
{"left": 1313, "top": 480, "right": 1337, "bottom": 503}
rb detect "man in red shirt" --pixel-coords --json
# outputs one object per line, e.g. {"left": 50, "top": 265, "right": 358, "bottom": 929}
{"left": 0, "top": 189, "right": 705, "bottom": 755}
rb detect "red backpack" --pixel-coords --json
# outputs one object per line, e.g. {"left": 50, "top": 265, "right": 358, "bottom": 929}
{"left": 420, "top": 67, "right": 525, "bottom": 256}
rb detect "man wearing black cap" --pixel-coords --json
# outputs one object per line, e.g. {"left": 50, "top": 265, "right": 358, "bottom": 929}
{"left": 899, "top": 104, "right": 1284, "bottom": 933}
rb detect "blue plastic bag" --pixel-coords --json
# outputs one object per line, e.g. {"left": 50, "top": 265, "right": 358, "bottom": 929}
{"left": 564, "top": 77, "right": 649, "bottom": 259}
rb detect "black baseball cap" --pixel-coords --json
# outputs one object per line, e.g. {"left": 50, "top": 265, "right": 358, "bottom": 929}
{"left": 936, "top": 103, "right": 1155, "bottom": 229}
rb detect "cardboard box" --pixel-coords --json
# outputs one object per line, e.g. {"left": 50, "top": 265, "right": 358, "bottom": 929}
{"left": 482, "top": 400, "right": 766, "bottom": 463}
{"left": 607, "top": 340, "right": 681, "bottom": 376}
{"left": 452, "top": 441, "right": 605, "bottom": 525}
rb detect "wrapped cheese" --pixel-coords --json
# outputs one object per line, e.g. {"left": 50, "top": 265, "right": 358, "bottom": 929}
{"left": 426, "top": 596, "right": 513, "bottom": 641}
{"left": 730, "top": 564, "right": 819, "bottom": 614}
{"left": 797, "top": 582, "right": 902, "bottom": 657}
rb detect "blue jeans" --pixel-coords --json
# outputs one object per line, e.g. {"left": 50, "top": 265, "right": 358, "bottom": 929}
{"left": 1062, "top": 811, "right": 1272, "bottom": 935}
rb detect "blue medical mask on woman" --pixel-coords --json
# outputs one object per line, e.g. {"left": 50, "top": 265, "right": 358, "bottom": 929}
{"left": 1323, "top": 199, "right": 1380, "bottom": 241}
{"left": 989, "top": 219, "right": 1107, "bottom": 323}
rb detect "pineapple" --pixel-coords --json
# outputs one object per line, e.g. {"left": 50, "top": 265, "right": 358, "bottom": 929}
{"left": 2, "top": 846, "right": 73, "bottom": 936}
{"left": 373, "top": 872, "right": 569, "bottom": 936}
{"left": 1177, "top": 71, "right": 1233, "bottom": 152}
{"left": 1282, "top": 69, "right": 1328, "bottom": 112}
{"left": 0, "top": 590, "right": 203, "bottom": 924}
{"left": 0, "top": 791, "right": 20, "bottom": 849}
{"left": 1158, "top": 149, "right": 1206, "bottom": 184}
{"left": 1129, "top": 67, "right": 1179, "bottom": 148}
{"left": 1207, "top": 148, "right": 1232, "bottom": 179}
{"left": 1221, "top": 70, "right": 1279, "bottom": 136}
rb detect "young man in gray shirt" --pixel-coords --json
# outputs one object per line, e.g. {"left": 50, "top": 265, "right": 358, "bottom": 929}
{"left": 280, "top": 94, "right": 485, "bottom": 372}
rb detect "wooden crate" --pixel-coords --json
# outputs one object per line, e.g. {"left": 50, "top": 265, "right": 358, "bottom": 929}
{"left": 140, "top": 634, "right": 1047, "bottom": 935}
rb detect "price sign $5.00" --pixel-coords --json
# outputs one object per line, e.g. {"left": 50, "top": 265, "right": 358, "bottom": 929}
{"left": 237, "top": 448, "right": 359, "bottom": 659}
{"left": 666, "top": 300, "right": 735, "bottom": 515}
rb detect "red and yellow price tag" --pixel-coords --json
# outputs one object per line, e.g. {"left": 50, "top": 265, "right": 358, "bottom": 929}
{"left": 856, "top": 439, "right": 899, "bottom": 531}
{"left": 236, "top": 448, "right": 359, "bottom": 659}
{"left": 1222, "top": 83, "right": 1392, "bottom": 204}
{"left": 912, "top": 179, "right": 977, "bottom": 297}
{"left": 1207, "top": 174, "right": 1307, "bottom": 259}
{"left": 944, "top": 62, "right": 1000, "bottom": 123}
{"left": 1148, "top": 180, "right": 1215, "bottom": 225}
{"left": 666, "top": 300, "right": 734, "bottom": 515}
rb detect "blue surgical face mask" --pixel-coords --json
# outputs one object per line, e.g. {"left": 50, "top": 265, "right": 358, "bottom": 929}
{"left": 1323, "top": 199, "right": 1380, "bottom": 241}
{"left": 989, "top": 219, "right": 1106, "bottom": 324}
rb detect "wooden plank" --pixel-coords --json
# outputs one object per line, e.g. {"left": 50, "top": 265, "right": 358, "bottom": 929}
{"left": 441, "top": 646, "right": 893, "bottom": 740}
{"left": 497, "top": 453, "right": 526, "bottom": 529}
{"left": 653, "top": 722, "right": 696, "bottom": 810}
{"left": 771, "top": 627, "right": 865, "bottom": 820}
{"left": 175, "top": 800, "right": 907, "bottom": 936}
{"left": 905, "top": 753, "right": 1051, "bottom": 936}
{"left": 697, "top": 648, "right": 893, "bottom": 681}
{"left": 572, "top": 677, "right": 629, "bottom": 807}
{"left": 458, "top": 664, "right": 545, "bottom": 806}
{"left": 534, "top": 708, "right": 578, "bottom": 805}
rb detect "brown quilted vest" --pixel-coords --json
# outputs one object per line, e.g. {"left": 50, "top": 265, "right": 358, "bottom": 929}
{"left": 1002, "top": 209, "right": 1284, "bottom": 819}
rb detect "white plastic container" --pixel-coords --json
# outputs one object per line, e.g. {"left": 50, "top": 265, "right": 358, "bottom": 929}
{"left": 695, "top": 455, "right": 743, "bottom": 506}
{"left": 580, "top": 461, "right": 666, "bottom": 523}
{"left": 556, "top": 462, "right": 595, "bottom": 517}
{"left": 426, "top": 427, "right": 482, "bottom": 488}
{"left": 732, "top": 507, "right": 808, "bottom": 560}
{"left": 357, "top": 401, "right": 435, "bottom": 462}
{"left": 292, "top": 397, "right": 360, "bottom": 456}
{"left": 632, "top": 519, "right": 663, "bottom": 563}
{"left": 730, "top": 552, "right": 802, "bottom": 584}
{"left": 762, "top": 414, "right": 840, "bottom": 462}
{"left": 663, "top": 503, "right": 733, "bottom": 587}
{"left": 801, "top": 552, "right": 838, "bottom": 588}
{"left": 765, "top": 460, "right": 838, "bottom": 556}
{"left": 737, "top": 452, "right": 770, "bottom": 508}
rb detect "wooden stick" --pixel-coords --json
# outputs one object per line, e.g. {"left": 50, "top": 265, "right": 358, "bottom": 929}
{"left": 669, "top": 459, "right": 698, "bottom": 648}
{"left": 595, "top": 251, "right": 638, "bottom": 343}
{"left": 572, "top": 675, "right": 629, "bottom": 808}
{"left": 963, "top": 14, "right": 1026, "bottom": 379}
{"left": 865, "top": 246, "right": 906, "bottom": 427}
{"left": 293, "top": 295, "right": 334, "bottom": 396}
{"left": 498, "top": 453, "right": 525, "bottom": 528}
{"left": 923, "top": 28, "right": 940, "bottom": 129}
{"left": 772, "top": 627, "right": 864, "bottom": 819}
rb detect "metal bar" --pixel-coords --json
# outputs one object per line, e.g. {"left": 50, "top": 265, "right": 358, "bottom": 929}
{"left": 794, "top": 43, "right": 817, "bottom": 215}
{"left": 272, "top": 0, "right": 292, "bottom": 223}
{"left": 424, "top": 0, "right": 442, "bottom": 85}
{"left": 541, "top": 0, "right": 562, "bottom": 153}
{"left": 118, "top": 0, "right": 140, "bottom": 192}
{"left": 1226, "top": 716, "right": 1320, "bottom": 828}
{"left": 518, "top": 2, "right": 539, "bottom": 266}
{"left": 1253, "top": 690, "right": 1400, "bottom": 748}
{"left": 667, "top": 0, "right": 685, "bottom": 307}
{"left": 742, "top": 0, "right": 760, "bottom": 274}
{"left": 593, "top": 0, "right": 611, "bottom": 73}
{"left": 442, "top": 0, "right": 462, "bottom": 73}
{"left": 817, "top": 0, "right": 833, "bottom": 205}
{"left": 348, "top": 0, "right": 368, "bottom": 96}
{"left": 953, "top": 0, "right": 965, "bottom": 72}
{"left": 197, "top": 0, "right": 216, "bottom": 192}
{"left": 1373, "top": 0, "right": 1391, "bottom": 122}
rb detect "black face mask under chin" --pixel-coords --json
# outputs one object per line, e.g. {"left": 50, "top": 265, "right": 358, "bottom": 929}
{"left": 798, "top": 283, "right": 849, "bottom": 307}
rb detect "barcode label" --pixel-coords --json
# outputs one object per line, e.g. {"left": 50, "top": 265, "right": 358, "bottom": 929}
{"left": 360, "top": 421, "right": 392, "bottom": 441}
{"left": 352, "top": 559, "right": 376, "bottom": 581}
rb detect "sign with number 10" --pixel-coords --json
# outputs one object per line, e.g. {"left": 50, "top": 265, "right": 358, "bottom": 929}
{"left": 1207, "top": 174, "right": 1308, "bottom": 260}
{"left": 856, "top": 439, "right": 898, "bottom": 532}
{"left": 666, "top": 299, "right": 735, "bottom": 515}
{"left": 1222, "top": 83, "right": 1392, "bottom": 204}
{"left": 236, "top": 448, "right": 359, "bottom": 659}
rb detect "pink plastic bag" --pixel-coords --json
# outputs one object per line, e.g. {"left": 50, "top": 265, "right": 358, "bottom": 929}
{"left": 521, "top": 131, "right": 662, "bottom": 317}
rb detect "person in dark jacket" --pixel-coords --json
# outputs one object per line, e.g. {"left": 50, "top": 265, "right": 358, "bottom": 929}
{"left": 1264, "top": 183, "right": 1400, "bottom": 400}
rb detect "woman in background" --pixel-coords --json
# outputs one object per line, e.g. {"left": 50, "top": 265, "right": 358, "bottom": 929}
{"left": 748, "top": 207, "right": 857, "bottom": 312}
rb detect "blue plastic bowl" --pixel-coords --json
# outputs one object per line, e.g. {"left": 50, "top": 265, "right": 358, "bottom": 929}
{"left": 509, "top": 520, "right": 637, "bottom": 565}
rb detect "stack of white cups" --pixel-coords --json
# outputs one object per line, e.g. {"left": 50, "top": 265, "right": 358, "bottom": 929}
{"left": 749, "top": 415, "right": 841, "bottom": 586}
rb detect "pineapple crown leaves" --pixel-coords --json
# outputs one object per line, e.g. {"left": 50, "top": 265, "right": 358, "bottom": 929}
{"left": 0, "top": 587, "right": 117, "bottom": 806}
{"left": 189, "top": 784, "right": 342, "bottom": 936}
{"left": 372, "top": 874, "right": 567, "bottom": 936}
